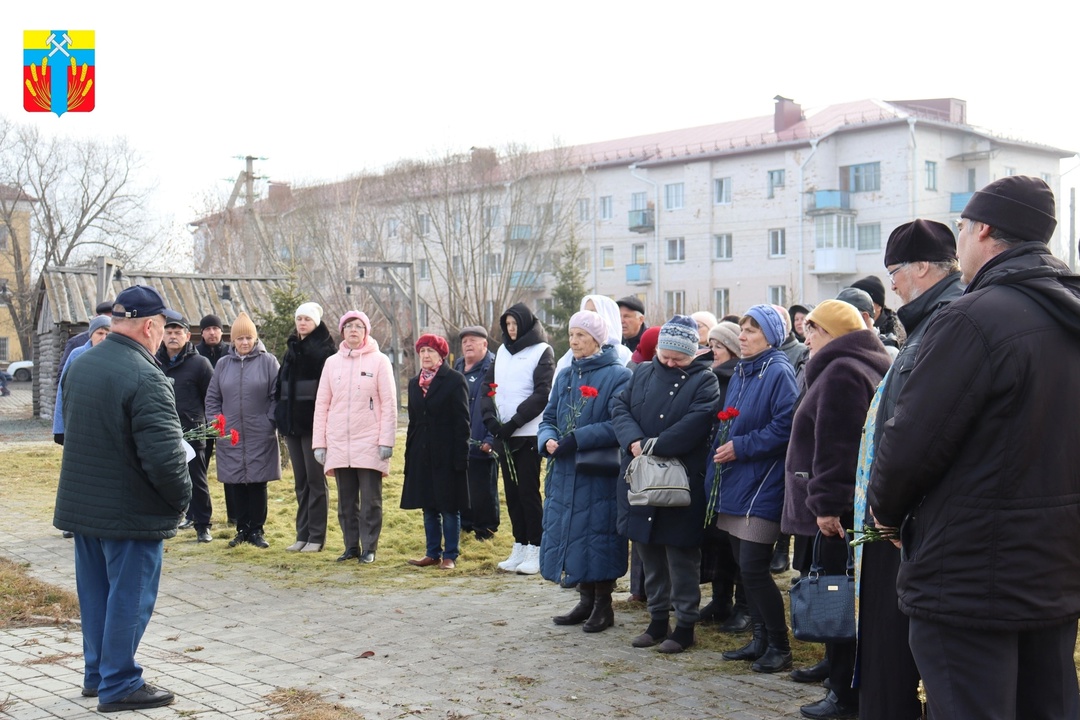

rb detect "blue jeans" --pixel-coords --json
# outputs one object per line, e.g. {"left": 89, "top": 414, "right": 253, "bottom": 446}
{"left": 422, "top": 509, "right": 460, "bottom": 560}
{"left": 73, "top": 535, "right": 163, "bottom": 703}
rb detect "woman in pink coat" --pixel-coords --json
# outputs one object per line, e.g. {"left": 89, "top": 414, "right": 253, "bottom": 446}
{"left": 312, "top": 311, "right": 397, "bottom": 564}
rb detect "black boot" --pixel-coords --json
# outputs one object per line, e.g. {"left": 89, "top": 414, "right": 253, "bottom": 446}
{"left": 718, "top": 603, "right": 752, "bottom": 633}
{"left": 722, "top": 623, "right": 767, "bottom": 661}
{"left": 770, "top": 534, "right": 791, "bottom": 574}
{"left": 698, "top": 581, "right": 732, "bottom": 623}
{"left": 227, "top": 531, "right": 247, "bottom": 548}
{"left": 582, "top": 580, "right": 614, "bottom": 633}
{"left": 657, "top": 624, "right": 694, "bottom": 653}
{"left": 751, "top": 634, "right": 793, "bottom": 673}
{"left": 553, "top": 582, "right": 594, "bottom": 626}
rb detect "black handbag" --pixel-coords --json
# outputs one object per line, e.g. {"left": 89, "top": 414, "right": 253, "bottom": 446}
{"left": 575, "top": 446, "right": 621, "bottom": 475}
{"left": 789, "top": 530, "right": 856, "bottom": 643}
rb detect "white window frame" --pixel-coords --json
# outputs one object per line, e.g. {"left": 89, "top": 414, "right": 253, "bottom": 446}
{"left": 856, "top": 223, "right": 882, "bottom": 253}
{"left": 664, "top": 183, "right": 684, "bottom": 210}
{"left": 483, "top": 205, "right": 500, "bottom": 228}
{"left": 769, "top": 228, "right": 786, "bottom": 258}
{"left": 600, "top": 246, "right": 614, "bottom": 270}
{"left": 418, "top": 257, "right": 430, "bottom": 280}
{"left": 714, "top": 288, "right": 730, "bottom": 318}
{"left": 418, "top": 301, "right": 430, "bottom": 329}
{"left": 767, "top": 169, "right": 785, "bottom": 198}
{"left": 767, "top": 285, "right": 787, "bottom": 306}
{"left": 631, "top": 191, "right": 648, "bottom": 211}
{"left": 387, "top": 217, "right": 399, "bottom": 238}
{"left": 665, "top": 290, "right": 686, "bottom": 317}
{"left": 843, "top": 162, "right": 881, "bottom": 193}
{"left": 631, "top": 243, "right": 647, "bottom": 265}
{"left": 925, "top": 161, "right": 938, "bottom": 191}
{"left": 713, "top": 233, "right": 732, "bottom": 261}
{"left": 486, "top": 253, "right": 502, "bottom": 276}
{"left": 417, "top": 213, "right": 431, "bottom": 236}
{"left": 599, "top": 195, "right": 613, "bottom": 220}
{"left": 666, "top": 237, "right": 685, "bottom": 263}
{"left": 577, "top": 198, "right": 590, "bottom": 222}
{"left": 713, "top": 177, "right": 732, "bottom": 204}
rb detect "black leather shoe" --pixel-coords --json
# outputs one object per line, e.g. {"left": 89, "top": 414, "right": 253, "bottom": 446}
{"left": 790, "top": 658, "right": 830, "bottom": 683}
{"left": 337, "top": 548, "right": 360, "bottom": 562}
{"left": 698, "top": 598, "right": 732, "bottom": 624}
{"left": 359, "top": 552, "right": 375, "bottom": 564}
{"left": 97, "top": 683, "right": 174, "bottom": 712}
{"left": 770, "top": 548, "right": 790, "bottom": 573}
{"left": 178, "top": 519, "right": 195, "bottom": 530}
{"left": 799, "top": 691, "right": 858, "bottom": 719}
{"left": 196, "top": 528, "right": 213, "bottom": 543}
{"left": 751, "top": 645, "right": 793, "bottom": 673}
{"left": 62, "top": 531, "right": 74, "bottom": 539}
{"left": 81, "top": 686, "right": 98, "bottom": 697}
{"left": 227, "top": 532, "right": 246, "bottom": 547}
{"left": 247, "top": 533, "right": 269, "bottom": 549}
{"left": 718, "top": 605, "right": 752, "bottom": 633}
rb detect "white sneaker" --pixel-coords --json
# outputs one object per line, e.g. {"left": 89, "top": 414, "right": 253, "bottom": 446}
{"left": 497, "top": 542, "right": 525, "bottom": 572}
{"left": 285, "top": 541, "right": 306, "bottom": 552}
{"left": 516, "top": 544, "right": 540, "bottom": 575}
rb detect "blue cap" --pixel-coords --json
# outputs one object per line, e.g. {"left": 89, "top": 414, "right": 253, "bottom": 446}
{"left": 112, "top": 285, "right": 182, "bottom": 323}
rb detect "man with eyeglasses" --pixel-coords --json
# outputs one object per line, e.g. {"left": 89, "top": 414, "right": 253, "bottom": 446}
{"left": 869, "top": 177, "right": 1080, "bottom": 720}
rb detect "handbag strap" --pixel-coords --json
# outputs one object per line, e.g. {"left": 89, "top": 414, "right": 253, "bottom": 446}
{"left": 641, "top": 437, "right": 658, "bottom": 456}
{"left": 809, "top": 529, "right": 855, "bottom": 579}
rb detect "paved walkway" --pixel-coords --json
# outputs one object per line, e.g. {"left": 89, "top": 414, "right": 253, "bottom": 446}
{"left": 1, "top": 412, "right": 809, "bottom": 719}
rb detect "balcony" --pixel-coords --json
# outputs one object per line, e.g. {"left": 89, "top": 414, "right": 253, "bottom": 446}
{"left": 509, "top": 271, "right": 544, "bottom": 289}
{"left": 626, "top": 263, "right": 652, "bottom": 284}
{"left": 950, "top": 192, "right": 974, "bottom": 213}
{"left": 805, "top": 190, "right": 850, "bottom": 215}
{"left": 812, "top": 248, "right": 858, "bottom": 275}
{"left": 509, "top": 224, "right": 532, "bottom": 241}
{"left": 628, "top": 209, "right": 654, "bottom": 233}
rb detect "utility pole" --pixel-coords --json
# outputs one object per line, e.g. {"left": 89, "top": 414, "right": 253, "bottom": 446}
{"left": 1070, "top": 186, "right": 1075, "bottom": 272}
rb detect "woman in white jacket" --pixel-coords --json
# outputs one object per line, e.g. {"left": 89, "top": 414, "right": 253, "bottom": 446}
{"left": 312, "top": 311, "right": 397, "bottom": 564}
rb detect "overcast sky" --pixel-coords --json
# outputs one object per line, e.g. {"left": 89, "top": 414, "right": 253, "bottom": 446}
{"left": 6, "top": 1, "right": 1080, "bottom": 250}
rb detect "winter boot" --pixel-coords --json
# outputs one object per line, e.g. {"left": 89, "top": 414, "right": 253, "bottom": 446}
{"left": 770, "top": 534, "right": 791, "bottom": 574}
{"left": 722, "top": 623, "right": 767, "bottom": 661}
{"left": 553, "top": 582, "right": 595, "bottom": 625}
{"left": 515, "top": 544, "right": 541, "bottom": 575}
{"left": 497, "top": 543, "right": 525, "bottom": 572}
{"left": 751, "top": 633, "right": 793, "bottom": 673}
{"left": 718, "top": 603, "right": 752, "bottom": 633}
{"left": 582, "top": 580, "right": 614, "bottom": 633}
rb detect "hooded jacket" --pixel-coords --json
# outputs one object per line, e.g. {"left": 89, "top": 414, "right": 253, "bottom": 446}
{"left": 274, "top": 322, "right": 338, "bottom": 436}
{"left": 205, "top": 341, "right": 281, "bottom": 485}
{"left": 312, "top": 334, "right": 397, "bottom": 476}
{"left": 782, "top": 330, "right": 890, "bottom": 536}
{"left": 706, "top": 348, "right": 797, "bottom": 524}
{"left": 481, "top": 303, "right": 555, "bottom": 438}
{"left": 454, "top": 350, "right": 496, "bottom": 458}
{"left": 869, "top": 243, "right": 1080, "bottom": 630}
{"left": 156, "top": 341, "right": 215, "bottom": 440}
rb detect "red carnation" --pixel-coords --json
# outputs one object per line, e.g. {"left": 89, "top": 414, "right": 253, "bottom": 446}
{"left": 580, "top": 385, "right": 599, "bottom": 398}
{"left": 230, "top": 428, "right": 239, "bottom": 446}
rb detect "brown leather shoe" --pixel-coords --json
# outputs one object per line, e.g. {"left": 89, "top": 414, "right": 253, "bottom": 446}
{"left": 408, "top": 556, "right": 439, "bottom": 567}
{"left": 438, "top": 558, "right": 456, "bottom": 570}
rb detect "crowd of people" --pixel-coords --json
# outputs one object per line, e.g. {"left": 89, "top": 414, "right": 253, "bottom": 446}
{"left": 51, "top": 176, "right": 1079, "bottom": 718}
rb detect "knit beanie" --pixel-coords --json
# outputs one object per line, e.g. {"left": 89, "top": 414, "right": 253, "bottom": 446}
{"left": 744, "top": 304, "right": 785, "bottom": 348}
{"left": 415, "top": 333, "right": 449, "bottom": 358}
{"left": 630, "top": 326, "right": 661, "bottom": 364}
{"left": 88, "top": 315, "right": 112, "bottom": 335}
{"left": 708, "top": 321, "right": 741, "bottom": 358}
{"left": 231, "top": 311, "right": 257, "bottom": 340}
{"left": 199, "top": 314, "right": 223, "bottom": 330}
{"left": 568, "top": 310, "right": 607, "bottom": 348}
{"left": 884, "top": 219, "right": 957, "bottom": 265}
{"left": 295, "top": 302, "right": 323, "bottom": 326}
{"left": 657, "top": 315, "right": 700, "bottom": 357}
{"left": 807, "top": 299, "right": 865, "bottom": 339}
{"left": 770, "top": 305, "right": 792, "bottom": 336}
{"left": 338, "top": 310, "right": 370, "bottom": 334}
{"left": 850, "top": 275, "right": 886, "bottom": 308}
{"left": 962, "top": 175, "right": 1057, "bottom": 243}
{"left": 691, "top": 311, "right": 719, "bottom": 338}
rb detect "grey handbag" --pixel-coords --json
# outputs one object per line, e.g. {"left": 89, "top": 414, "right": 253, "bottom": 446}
{"left": 624, "top": 438, "right": 691, "bottom": 507}
{"left": 789, "top": 530, "right": 856, "bottom": 643}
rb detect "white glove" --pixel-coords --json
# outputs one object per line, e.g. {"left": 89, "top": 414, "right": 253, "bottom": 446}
{"left": 313, "top": 448, "right": 327, "bottom": 465}
{"left": 378, "top": 445, "right": 393, "bottom": 460}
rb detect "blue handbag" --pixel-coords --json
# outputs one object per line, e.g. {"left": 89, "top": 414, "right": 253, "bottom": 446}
{"left": 789, "top": 530, "right": 856, "bottom": 643}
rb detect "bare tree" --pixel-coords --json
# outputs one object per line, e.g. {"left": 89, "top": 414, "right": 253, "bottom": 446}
{"left": 0, "top": 116, "right": 156, "bottom": 357}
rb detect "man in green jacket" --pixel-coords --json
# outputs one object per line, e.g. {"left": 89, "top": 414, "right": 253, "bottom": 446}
{"left": 55, "top": 284, "right": 191, "bottom": 713}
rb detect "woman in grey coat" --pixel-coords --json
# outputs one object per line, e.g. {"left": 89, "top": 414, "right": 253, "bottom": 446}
{"left": 205, "top": 312, "right": 281, "bottom": 548}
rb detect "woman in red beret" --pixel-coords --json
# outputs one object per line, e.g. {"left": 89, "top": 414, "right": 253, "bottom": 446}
{"left": 401, "top": 334, "right": 471, "bottom": 569}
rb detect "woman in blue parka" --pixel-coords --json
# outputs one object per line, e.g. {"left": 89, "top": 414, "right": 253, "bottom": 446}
{"left": 538, "top": 311, "right": 632, "bottom": 634}
{"left": 708, "top": 304, "right": 797, "bottom": 673}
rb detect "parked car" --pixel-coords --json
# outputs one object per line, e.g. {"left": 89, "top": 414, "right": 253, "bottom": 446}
{"left": 7, "top": 360, "right": 33, "bottom": 381}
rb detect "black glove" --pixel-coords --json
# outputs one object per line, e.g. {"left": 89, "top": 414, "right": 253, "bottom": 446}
{"left": 484, "top": 418, "right": 502, "bottom": 436}
{"left": 496, "top": 419, "right": 520, "bottom": 440}
{"left": 551, "top": 433, "right": 577, "bottom": 458}
{"left": 53, "top": 433, "right": 64, "bottom": 446}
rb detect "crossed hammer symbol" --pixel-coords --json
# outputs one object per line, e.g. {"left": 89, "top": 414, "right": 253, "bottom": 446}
{"left": 46, "top": 33, "right": 73, "bottom": 57}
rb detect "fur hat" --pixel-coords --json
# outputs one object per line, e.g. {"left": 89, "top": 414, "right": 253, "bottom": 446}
{"left": 708, "top": 321, "right": 741, "bottom": 358}
{"left": 569, "top": 310, "right": 607, "bottom": 348}
{"left": 884, "top": 219, "right": 957, "bottom": 266}
{"left": 295, "top": 302, "right": 323, "bottom": 326}
{"left": 231, "top": 311, "right": 257, "bottom": 340}
{"left": 962, "top": 175, "right": 1057, "bottom": 243}
{"left": 744, "top": 304, "right": 786, "bottom": 348}
{"left": 657, "top": 315, "right": 700, "bottom": 357}
{"left": 807, "top": 300, "right": 865, "bottom": 339}
{"left": 338, "top": 310, "right": 369, "bottom": 334}
{"left": 850, "top": 275, "right": 886, "bottom": 308}
{"left": 415, "top": 334, "right": 449, "bottom": 358}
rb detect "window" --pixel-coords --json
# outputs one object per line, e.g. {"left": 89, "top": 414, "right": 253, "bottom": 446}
{"left": 925, "top": 161, "right": 938, "bottom": 191}
{"left": 417, "top": 213, "right": 431, "bottom": 236}
{"left": 814, "top": 215, "right": 855, "bottom": 249}
{"left": 483, "top": 205, "right": 500, "bottom": 228}
{"left": 856, "top": 223, "right": 882, "bottom": 252}
{"left": 631, "top": 243, "right": 647, "bottom": 265}
{"left": 841, "top": 162, "right": 881, "bottom": 193}
{"left": 577, "top": 198, "right": 590, "bottom": 222}
{"left": 1041, "top": 172, "right": 1053, "bottom": 184}
{"left": 767, "top": 169, "right": 785, "bottom": 198}
{"left": 538, "top": 298, "right": 556, "bottom": 326}
{"left": 453, "top": 211, "right": 463, "bottom": 234}
{"left": 1004, "top": 167, "right": 1016, "bottom": 176}
{"left": 768, "top": 286, "right": 787, "bottom": 306}
{"left": 665, "top": 290, "right": 686, "bottom": 317}
{"left": 631, "top": 191, "right": 648, "bottom": 211}
{"left": 599, "top": 195, "right": 613, "bottom": 220}
{"left": 0, "top": 226, "right": 8, "bottom": 251}
{"left": 452, "top": 255, "right": 464, "bottom": 275}
{"left": 600, "top": 246, "right": 614, "bottom": 270}
{"left": 713, "top": 177, "right": 732, "bottom": 204}
{"left": 967, "top": 168, "right": 977, "bottom": 192}
{"left": 713, "top": 233, "right": 732, "bottom": 261}
{"left": 0, "top": 337, "right": 8, "bottom": 362}
{"left": 485, "top": 253, "right": 502, "bottom": 275}
{"left": 714, "top": 289, "right": 730, "bottom": 318}
{"left": 666, "top": 237, "right": 685, "bottom": 262}
{"left": 769, "top": 228, "right": 786, "bottom": 257}
{"left": 418, "top": 301, "right": 430, "bottom": 329}
{"left": 664, "top": 183, "right": 684, "bottom": 210}
{"left": 418, "top": 257, "right": 430, "bottom": 280}
{"left": 510, "top": 224, "right": 532, "bottom": 241}
{"left": 387, "top": 217, "right": 399, "bottom": 238}
{"left": 535, "top": 203, "right": 555, "bottom": 225}
{"left": 484, "top": 301, "right": 496, "bottom": 325}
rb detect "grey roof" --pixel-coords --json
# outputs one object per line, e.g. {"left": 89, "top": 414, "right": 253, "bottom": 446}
{"left": 37, "top": 266, "right": 290, "bottom": 327}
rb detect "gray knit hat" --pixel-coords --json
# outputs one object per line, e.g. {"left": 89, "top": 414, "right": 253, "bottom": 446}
{"left": 657, "top": 315, "right": 700, "bottom": 357}
{"left": 708, "top": 321, "right": 741, "bottom": 358}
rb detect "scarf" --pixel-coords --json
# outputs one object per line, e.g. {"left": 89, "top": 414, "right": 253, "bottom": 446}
{"left": 418, "top": 362, "right": 442, "bottom": 396}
